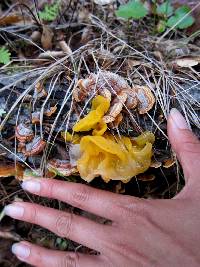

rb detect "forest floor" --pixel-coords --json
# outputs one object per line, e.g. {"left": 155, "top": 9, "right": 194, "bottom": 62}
{"left": 0, "top": 0, "right": 200, "bottom": 266}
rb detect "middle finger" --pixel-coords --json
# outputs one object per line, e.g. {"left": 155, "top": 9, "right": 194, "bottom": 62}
{"left": 5, "top": 202, "right": 109, "bottom": 252}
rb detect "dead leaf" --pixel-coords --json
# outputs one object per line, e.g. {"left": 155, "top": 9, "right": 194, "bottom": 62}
{"left": 93, "top": 0, "right": 115, "bottom": 5}
{"left": 30, "top": 31, "right": 42, "bottom": 42}
{"left": 175, "top": 57, "right": 199, "bottom": 68}
{"left": 138, "top": 174, "right": 156, "bottom": 181}
{"left": 38, "top": 51, "right": 65, "bottom": 59}
{"left": 150, "top": 161, "right": 162, "bottom": 168}
{"left": 33, "top": 82, "right": 47, "bottom": 99}
{"left": 45, "top": 170, "right": 57, "bottom": 179}
{"left": 126, "top": 59, "right": 142, "bottom": 70}
{"left": 156, "top": 40, "right": 190, "bottom": 58}
{"left": 32, "top": 111, "right": 40, "bottom": 124}
{"left": 0, "top": 14, "right": 23, "bottom": 25}
{"left": 163, "top": 158, "right": 176, "bottom": 168}
{"left": 44, "top": 105, "right": 57, "bottom": 117}
{"left": 78, "top": 8, "right": 90, "bottom": 22}
{"left": 108, "top": 113, "right": 123, "bottom": 129}
{"left": 0, "top": 163, "right": 24, "bottom": 180}
{"left": 41, "top": 25, "right": 54, "bottom": 50}
{"left": 0, "top": 230, "right": 21, "bottom": 241}
{"left": 59, "top": 41, "right": 72, "bottom": 54}
{"left": 80, "top": 27, "right": 94, "bottom": 45}
{"left": 115, "top": 181, "right": 125, "bottom": 194}
{"left": 18, "top": 142, "right": 26, "bottom": 153}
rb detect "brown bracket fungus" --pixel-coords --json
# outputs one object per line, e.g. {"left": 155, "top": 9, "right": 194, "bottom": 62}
{"left": 73, "top": 71, "right": 155, "bottom": 127}
{"left": 47, "top": 159, "right": 78, "bottom": 177}
{"left": 25, "top": 136, "right": 46, "bottom": 157}
{"left": 15, "top": 123, "right": 34, "bottom": 143}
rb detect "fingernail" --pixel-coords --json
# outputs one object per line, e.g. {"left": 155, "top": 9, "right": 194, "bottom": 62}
{"left": 170, "top": 108, "right": 189, "bottom": 130}
{"left": 4, "top": 204, "right": 24, "bottom": 218}
{"left": 12, "top": 243, "right": 30, "bottom": 259}
{"left": 22, "top": 180, "right": 41, "bottom": 193}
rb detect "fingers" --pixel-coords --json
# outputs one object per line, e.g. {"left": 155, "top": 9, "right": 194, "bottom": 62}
{"left": 5, "top": 202, "right": 108, "bottom": 252}
{"left": 168, "top": 109, "right": 200, "bottom": 197}
{"left": 21, "top": 179, "right": 124, "bottom": 220}
{"left": 12, "top": 241, "right": 103, "bottom": 267}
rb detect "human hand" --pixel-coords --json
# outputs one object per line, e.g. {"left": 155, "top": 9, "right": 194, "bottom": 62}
{"left": 4, "top": 108, "right": 200, "bottom": 267}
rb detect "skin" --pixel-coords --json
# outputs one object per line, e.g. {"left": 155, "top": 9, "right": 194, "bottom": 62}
{"left": 4, "top": 109, "right": 200, "bottom": 267}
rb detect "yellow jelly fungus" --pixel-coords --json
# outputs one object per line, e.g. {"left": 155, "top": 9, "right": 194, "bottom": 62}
{"left": 61, "top": 131, "right": 81, "bottom": 144}
{"left": 73, "top": 95, "right": 110, "bottom": 135}
{"left": 92, "top": 121, "right": 107, "bottom": 136}
{"left": 76, "top": 131, "right": 155, "bottom": 183}
{"left": 62, "top": 96, "right": 155, "bottom": 183}
{"left": 133, "top": 131, "right": 155, "bottom": 147}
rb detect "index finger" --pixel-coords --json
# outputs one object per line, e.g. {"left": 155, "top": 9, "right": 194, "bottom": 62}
{"left": 22, "top": 179, "right": 124, "bottom": 220}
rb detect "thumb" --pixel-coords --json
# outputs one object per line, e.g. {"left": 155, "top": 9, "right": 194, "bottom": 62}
{"left": 167, "top": 108, "right": 200, "bottom": 195}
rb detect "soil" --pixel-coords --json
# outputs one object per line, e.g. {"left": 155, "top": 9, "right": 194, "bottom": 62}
{"left": 0, "top": 0, "right": 200, "bottom": 266}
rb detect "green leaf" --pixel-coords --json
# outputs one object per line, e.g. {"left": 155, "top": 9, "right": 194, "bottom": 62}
{"left": 167, "top": 5, "right": 195, "bottom": 29}
{"left": 0, "top": 108, "right": 6, "bottom": 117}
{"left": 0, "top": 47, "right": 11, "bottom": 65}
{"left": 157, "top": 1, "right": 174, "bottom": 17}
{"left": 157, "top": 20, "right": 167, "bottom": 33}
{"left": 115, "top": 0, "right": 148, "bottom": 20}
{"left": 23, "top": 169, "right": 41, "bottom": 178}
{"left": 175, "top": 5, "right": 191, "bottom": 16}
{"left": 39, "top": 2, "right": 60, "bottom": 21}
